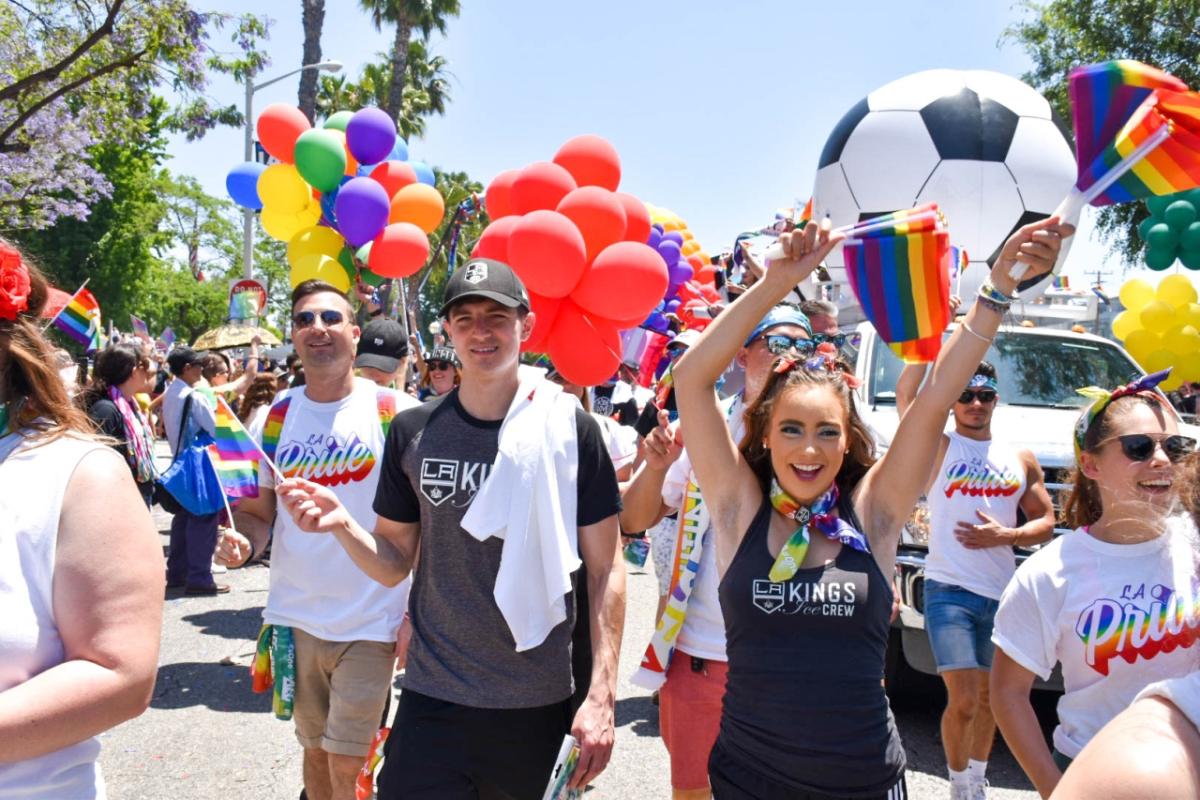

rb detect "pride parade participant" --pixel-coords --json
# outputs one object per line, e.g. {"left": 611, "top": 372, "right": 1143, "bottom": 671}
{"left": 898, "top": 360, "right": 1055, "bottom": 800}
{"left": 355, "top": 318, "right": 410, "bottom": 390}
{"left": 622, "top": 304, "right": 814, "bottom": 800}
{"left": 83, "top": 343, "right": 161, "bottom": 508}
{"left": 0, "top": 243, "right": 162, "bottom": 798}
{"left": 990, "top": 369, "right": 1200, "bottom": 799}
{"left": 672, "top": 216, "right": 1070, "bottom": 799}
{"left": 233, "top": 280, "right": 418, "bottom": 800}
{"left": 276, "top": 258, "right": 625, "bottom": 799}
{"left": 417, "top": 344, "right": 458, "bottom": 400}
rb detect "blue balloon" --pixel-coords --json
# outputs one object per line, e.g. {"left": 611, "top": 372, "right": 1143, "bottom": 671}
{"left": 390, "top": 137, "right": 410, "bottom": 162}
{"left": 226, "top": 162, "right": 267, "bottom": 210}
{"left": 319, "top": 189, "right": 339, "bottom": 228}
{"left": 409, "top": 160, "right": 436, "bottom": 186}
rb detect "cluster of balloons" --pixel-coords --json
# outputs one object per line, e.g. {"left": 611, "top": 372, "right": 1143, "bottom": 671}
{"left": 641, "top": 204, "right": 719, "bottom": 332}
{"left": 475, "top": 135, "right": 668, "bottom": 386}
{"left": 226, "top": 104, "right": 444, "bottom": 293}
{"left": 1139, "top": 189, "right": 1200, "bottom": 271}
{"left": 1112, "top": 275, "right": 1200, "bottom": 389}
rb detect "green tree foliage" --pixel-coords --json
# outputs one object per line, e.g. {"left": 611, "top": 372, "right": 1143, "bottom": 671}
{"left": 315, "top": 41, "right": 451, "bottom": 138}
{"left": 1005, "top": 0, "right": 1200, "bottom": 265}
{"left": 356, "top": 0, "right": 459, "bottom": 126}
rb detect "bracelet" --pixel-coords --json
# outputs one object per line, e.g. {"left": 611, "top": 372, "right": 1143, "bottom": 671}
{"left": 978, "top": 282, "right": 1015, "bottom": 305}
{"left": 975, "top": 294, "right": 1009, "bottom": 315}
{"left": 960, "top": 320, "right": 994, "bottom": 344}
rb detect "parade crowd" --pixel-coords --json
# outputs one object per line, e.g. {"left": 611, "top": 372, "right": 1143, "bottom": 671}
{"left": 3, "top": 216, "right": 1200, "bottom": 800}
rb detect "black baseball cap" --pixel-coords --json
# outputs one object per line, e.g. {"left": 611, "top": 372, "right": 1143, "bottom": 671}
{"left": 167, "top": 346, "right": 203, "bottom": 377}
{"left": 355, "top": 318, "right": 409, "bottom": 373}
{"left": 440, "top": 258, "right": 530, "bottom": 317}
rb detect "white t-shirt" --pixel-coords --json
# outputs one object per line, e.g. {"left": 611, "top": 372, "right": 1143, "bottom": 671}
{"left": 261, "top": 378, "right": 419, "bottom": 643}
{"left": 593, "top": 413, "right": 637, "bottom": 473}
{"left": 1136, "top": 670, "right": 1200, "bottom": 731}
{"left": 992, "top": 518, "right": 1200, "bottom": 757}
{"left": 926, "top": 432, "right": 1027, "bottom": 600}
{"left": 660, "top": 395, "right": 745, "bottom": 662}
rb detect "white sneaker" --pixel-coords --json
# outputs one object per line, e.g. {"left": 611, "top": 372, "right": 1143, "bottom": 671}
{"left": 950, "top": 782, "right": 971, "bottom": 800}
{"left": 969, "top": 778, "right": 989, "bottom": 800}
{"left": 211, "top": 560, "right": 228, "bottom": 574}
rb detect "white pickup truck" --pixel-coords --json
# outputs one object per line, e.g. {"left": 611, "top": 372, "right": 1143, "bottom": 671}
{"left": 847, "top": 322, "right": 1200, "bottom": 693}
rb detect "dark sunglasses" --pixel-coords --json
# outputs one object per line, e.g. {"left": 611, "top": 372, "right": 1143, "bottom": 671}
{"left": 428, "top": 360, "right": 453, "bottom": 371}
{"left": 1096, "top": 433, "right": 1197, "bottom": 463}
{"left": 764, "top": 334, "right": 817, "bottom": 356}
{"left": 292, "top": 309, "right": 346, "bottom": 329}
{"left": 957, "top": 389, "right": 997, "bottom": 405}
{"left": 811, "top": 331, "right": 862, "bottom": 350}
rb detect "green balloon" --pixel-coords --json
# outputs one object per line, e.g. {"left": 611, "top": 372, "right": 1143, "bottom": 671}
{"left": 337, "top": 246, "right": 356, "bottom": 281}
{"left": 1146, "top": 222, "right": 1179, "bottom": 250}
{"left": 1185, "top": 188, "right": 1200, "bottom": 207}
{"left": 293, "top": 129, "right": 346, "bottom": 193}
{"left": 1165, "top": 199, "right": 1198, "bottom": 230}
{"left": 1138, "top": 216, "right": 1158, "bottom": 241}
{"left": 1180, "top": 221, "right": 1200, "bottom": 250}
{"left": 359, "top": 268, "right": 386, "bottom": 287}
{"left": 1146, "top": 245, "right": 1177, "bottom": 270}
{"left": 355, "top": 241, "right": 373, "bottom": 263}
{"left": 323, "top": 111, "right": 354, "bottom": 132}
{"left": 1147, "top": 195, "right": 1175, "bottom": 218}
{"left": 1181, "top": 247, "right": 1200, "bottom": 270}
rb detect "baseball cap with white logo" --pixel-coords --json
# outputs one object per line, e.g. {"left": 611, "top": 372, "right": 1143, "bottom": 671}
{"left": 440, "top": 258, "right": 530, "bottom": 317}
{"left": 355, "top": 318, "right": 408, "bottom": 373}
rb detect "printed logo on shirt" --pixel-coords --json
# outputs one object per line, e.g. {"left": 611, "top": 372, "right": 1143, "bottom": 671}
{"left": 592, "top": 396, "right": 613, "bottom": 417}
{"left": 750, "top": 577, "right": 859, "bottom": 617}
{"left": 277, "top": 432, "right": 376, "bottom": 486}
{"left": 1075, "top": 580, "right": 1200, "bottom": 676}
{"left": 419, "top": 457, "right": 493, "bottom": 508}
{"left": 942, "top": 458, "right": 1021, "bottom": 499}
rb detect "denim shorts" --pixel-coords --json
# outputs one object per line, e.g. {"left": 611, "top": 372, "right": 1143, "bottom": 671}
{"left": 923, "top": 579, "right": 999, "bottom": 672}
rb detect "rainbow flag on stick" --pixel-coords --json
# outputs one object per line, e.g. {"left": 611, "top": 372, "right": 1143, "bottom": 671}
{"left": 229, "top": 290, "right": 259, "bottom": 320}
{"left": 52, "top": 286, "right": 103, "bottom": 352}
{"left": 209, "top": 395, "right": 282, "bottom": 497}
{"left": 130, "top": 314, "right": 150, "bottom": 340}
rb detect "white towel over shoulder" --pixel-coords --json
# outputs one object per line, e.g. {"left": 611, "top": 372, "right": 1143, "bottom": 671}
{"left": 461, "top": 366, "right": 580, "bottom": 652}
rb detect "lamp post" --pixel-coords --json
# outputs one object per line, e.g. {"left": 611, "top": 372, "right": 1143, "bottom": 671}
{"left": 242, "top": 59, "right": 343, "bottom": 280}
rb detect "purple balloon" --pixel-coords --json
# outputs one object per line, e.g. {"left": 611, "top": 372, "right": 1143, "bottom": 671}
{"left": 665, "top": 298, "right": 681, "bottom": 313}
{"left": 646, "top": 227, "right": 663, "bottom": 249}
{"left": 657, "top": 239, "right": 682, "bottom": 267}
{"left": 652, "top": 223, "right": 664, "bottom": 233}
{"left": 669, "top": 262, "right": 694, "bottom": 285}
{"left": 646, "top": 312, "right": 670, "bottom": 332}
{"left": 663, "top": 231, "right": 685, "bottom": 245}
{"left": 335, "top": 177, "right": 391, "bottom": 246}
{"left": 346, "top": 108, "right": 397, "bottom": 166}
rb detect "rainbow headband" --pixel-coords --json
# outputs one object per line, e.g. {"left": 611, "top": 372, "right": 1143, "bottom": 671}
{"left": 1073, "top": 368, "right": 1172, "bottom": 461}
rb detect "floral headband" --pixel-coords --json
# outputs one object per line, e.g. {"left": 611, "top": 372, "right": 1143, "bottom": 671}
{"left": 0, "top": 243, "right": 31, "bottom": 322}
{"left": 773, "top": 351, "right": 862, "bottom": 389}
{"left": 1073, "top": 368, "right": 1172, "bottom": 461}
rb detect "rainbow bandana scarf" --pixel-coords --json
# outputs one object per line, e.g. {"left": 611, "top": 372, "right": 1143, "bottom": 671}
{"left": 251, "top": 624, "right": 295, "bottom": 720}
{"left": 768, "top": 480, "right": 870, "bottom": 583}
{"left": 1073, "top": 368, "right": 1172, "bottom": 461}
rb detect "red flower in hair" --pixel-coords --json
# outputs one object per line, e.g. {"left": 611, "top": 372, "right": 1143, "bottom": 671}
{"left": 0, "top": 245, "right": 30, "bottom": 321}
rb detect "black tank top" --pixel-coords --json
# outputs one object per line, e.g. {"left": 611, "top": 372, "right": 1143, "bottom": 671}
{"left": 717, "top": 498, "right": 906, "bottom": 795}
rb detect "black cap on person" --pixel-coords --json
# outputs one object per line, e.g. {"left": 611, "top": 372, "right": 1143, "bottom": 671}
{"left": 355, "top": 318, "right": 409, "bottom": 373}
{"left": 440, "top": 258, "right": 530, "bottom": 317}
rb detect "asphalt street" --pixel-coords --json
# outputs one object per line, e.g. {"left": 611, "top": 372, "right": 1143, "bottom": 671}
{"left": 98, "top": 509, "right": 1048, "bottom": 799}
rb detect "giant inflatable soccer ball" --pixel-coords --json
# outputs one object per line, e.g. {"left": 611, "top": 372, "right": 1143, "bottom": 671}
{"left": 814, "top": 69, "right": 1076, "bottom": 298}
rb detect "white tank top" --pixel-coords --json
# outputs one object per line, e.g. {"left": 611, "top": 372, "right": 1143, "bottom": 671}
{"left": 925, "top": 430, "right": 1027, "bottom": 600}
{"left": 0, "top": 431, "right": 112, "bottom": 799}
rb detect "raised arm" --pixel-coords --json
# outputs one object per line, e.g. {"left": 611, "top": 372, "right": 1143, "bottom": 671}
{"left": 894, "top": 362, "right": 928, "bottom": 418}
{"left": 857, "top": 217, "right": 1072, "bottom": 548}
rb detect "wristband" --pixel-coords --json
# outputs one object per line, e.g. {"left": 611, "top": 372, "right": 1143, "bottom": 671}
{"left": 975, "top": 294, "right": 1008, "bottom": 315}
{"left": 960, "top": 320, "right": 994, "bottom": 343}
{"left": 978, "top": 282, "right": 1015, "bottom": 305}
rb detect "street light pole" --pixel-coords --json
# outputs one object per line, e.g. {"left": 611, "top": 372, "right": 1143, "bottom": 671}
{"left": 241, "top": 60, "right": 343, "bottom": 280}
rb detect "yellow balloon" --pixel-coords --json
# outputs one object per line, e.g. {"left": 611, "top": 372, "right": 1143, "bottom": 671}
{"left": 680, "top": 240, "right": 700, "bottom": 256}
{"left": 1110, "top": 310, "right": 1138, "bottom": 340}
{"left": 1141, "top": 348, "right": 1176, "bottom": 376}
{"left": 1123, "top": 328, "right": 1161, "bottom": 364}
{"left": 1119, "top": 278, "right": 1156, "bottom": 312}
{"left": 289, "top": 253, "right": 351, "bottom": 292}
{"left": 1162, "top": 324, "right": 1200, "bottom": 357}
{"left": 1183, "top": 302, "right": 1200, "bottom": 329}
{"left": 288, "top": 226, "right": 346, "bottom": 266}
{"left": 262, "top": 203, "right": 319, "bottom": 241}
{"left": 1178, "top": 351, "right": 1200, "bottom": 383}
{"left": 1157, "top": 273, "right": 1199, "bottom": 308}
{"left": 1161, "top": 370, "right": 1185, "bottom": 392}
{"left": 257, "top": 164, "right": 312, "bottom": 213}
{"left": 1140, "top": 300, "right": 1178, "bottom": 333}
{"left": 681, "top": 229, "right": 695, "bottom": 242}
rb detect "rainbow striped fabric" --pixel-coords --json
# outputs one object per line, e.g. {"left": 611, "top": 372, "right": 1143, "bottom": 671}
{"left": 130, "top": 314, "right": 149, "bottom": 339}
{"left": 209, "top": 395, "right": 262, "bottom": 498}
{"left": 53, "top": 288, "right": 102, "bottom": 351}
{"left": 229, "top": 290, "right": 259, "bottom": 320}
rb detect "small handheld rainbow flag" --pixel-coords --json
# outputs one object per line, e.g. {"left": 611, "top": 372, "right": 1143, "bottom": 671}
{"left": 159, "top": 326, "right": 175, "bottom": 351}
{"left": 209, "top": 394, "right": 279, "bottom": 496}
{"left": 129, "top": 314, "right": 150, "bottom": 340}
{"left": 52, "top": 287, "right": 103, "bottom": 352}
{"left": 229, "top": 290, "right": 259, "bottom": 320}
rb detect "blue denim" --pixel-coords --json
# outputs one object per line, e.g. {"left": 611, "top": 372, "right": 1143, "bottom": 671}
{"left": 923, "top": 579, "right": 999, "bottom": 672}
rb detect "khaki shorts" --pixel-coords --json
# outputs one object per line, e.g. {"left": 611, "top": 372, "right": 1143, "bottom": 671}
{"left": 292, "top": 627, "right": 396, "bottom": 757}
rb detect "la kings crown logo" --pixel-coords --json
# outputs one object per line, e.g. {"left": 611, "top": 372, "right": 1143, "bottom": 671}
{"left": 463, "top": 261, "right": 488, "bottom": 284}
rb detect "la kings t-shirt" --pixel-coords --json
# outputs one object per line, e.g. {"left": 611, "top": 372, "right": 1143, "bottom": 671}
{"left": 374, "top": 389, "right": 621, "bottom": 709}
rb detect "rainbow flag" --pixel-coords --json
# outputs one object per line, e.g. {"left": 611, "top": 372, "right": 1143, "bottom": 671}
{"left": 209, "top": 394, "right": 262, "bottom": 498}
{"left": 130, "top": 314, "right": 149, "bottom": 339}
{"left": 53, "top": 288, "right": 102, "bottom": 351}
{"left": 159, "top": 326, "right": 175, "bottom": 350}
{"left": 229, "top": 290, "right": 259, "bottom": 320}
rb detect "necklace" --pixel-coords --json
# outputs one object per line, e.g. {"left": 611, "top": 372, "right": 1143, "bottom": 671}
{"left": 767, "top": 479, "right": 871, "bottom": 582}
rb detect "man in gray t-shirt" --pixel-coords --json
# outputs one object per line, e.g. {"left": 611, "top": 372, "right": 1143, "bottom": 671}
{"left": 277, "top": 259, "right": 625, "bottom": 799}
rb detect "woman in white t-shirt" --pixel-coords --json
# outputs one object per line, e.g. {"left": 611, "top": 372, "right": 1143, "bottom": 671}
{"left": 990, "top": 370, "right": 1200, "bottom": 799}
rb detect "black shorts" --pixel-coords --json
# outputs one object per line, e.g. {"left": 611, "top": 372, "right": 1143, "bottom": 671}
{"left": 709, "top": 740, "right": 908, "bottom": 800}
{"left": 377, "top": 689, "right": 572, "bottom": 800}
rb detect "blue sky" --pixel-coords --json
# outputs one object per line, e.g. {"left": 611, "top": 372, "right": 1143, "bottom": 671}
{"left": 168, "top": 0, "right": 1158, "bottom": 288}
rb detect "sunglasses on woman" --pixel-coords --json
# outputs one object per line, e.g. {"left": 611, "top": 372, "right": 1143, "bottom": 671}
{"left": 1096, "top": 433, "right": 1197, "bottom": 463}
{"left": 764, "top": 334, "right": 817, "bottom": 356}
{"left": 957, "top": 389, "right": 997, "bottom": 405}
{"left": 292, "top": 309, "right": 345, "bottom": 329}
{"left": 428, "top": 360, "right": 453, "bottom": 371}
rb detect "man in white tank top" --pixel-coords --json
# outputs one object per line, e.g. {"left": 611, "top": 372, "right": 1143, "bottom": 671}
{"left": 902, "top": 361, "right": 1055, "bottom": 800}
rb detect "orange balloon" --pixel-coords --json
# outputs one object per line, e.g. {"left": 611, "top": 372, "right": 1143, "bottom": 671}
{"left": 681, "top": 230, "right": 694, "bottom": 241}
{"left": 389, "top": 183, "right": 445, "bottom": 234}
{"left": 681, "top": 239, "right": 700, "bottom": 256}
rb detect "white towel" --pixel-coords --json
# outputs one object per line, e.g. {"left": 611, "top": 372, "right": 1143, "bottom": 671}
{"left": 461, "top": 366, "right": 580, "bottom": 652}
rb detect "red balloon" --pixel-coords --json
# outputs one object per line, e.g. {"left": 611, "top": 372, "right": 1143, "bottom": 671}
{"left": 552, "top": 134, "right": 622, "bottom": 191}
{"left": 521, "top": 292, "right": 563, "bottom": 352}
{"left": 485, "top": 169, "right": 519, "bottom": 219}
{"left": 570, "top": 241, "right": 668, "bottom": 321}
{"left": 686, "top": 254, "right": 706, "bottom": 272}
{"left": 369, "top": 222, "right": 429, "bottom": 278}
{"left": 680, "top": 299, "right": 714, "bottom": 331}
{"left": 548, "top": 301, "right": 621, "bottom": 386}
{"left": 506, "top": 210, "right": 587, "bottom": 298}
{"left": 370, "top": 161, "right": 418, "bottom": 200}
{"left": 510, "top": 162, "right": 578, "bottom": 215}
{"left": 607, "top": 313, "right": 650, "bottom": 330}
{"left": 556, "top": 187, "right": 627, "bottom": 262}
{"left": 616, "top": 192, "right": 651, "bottom": 244}
{"left": 257, "top": 104, "right": 312, "bottom": 163}
{"left": 473, "top": 216, "right": 519, "bottom": 261}
{"left": 696, "top": 263, "right": 718, "bottom": 285}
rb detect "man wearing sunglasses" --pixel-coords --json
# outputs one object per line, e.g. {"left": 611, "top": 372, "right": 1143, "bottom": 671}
{"left": 913, "top": 362, "right": 1056, "bottom": 800}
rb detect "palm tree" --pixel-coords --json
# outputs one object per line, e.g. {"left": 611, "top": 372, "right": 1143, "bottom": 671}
{"left": 314, "top": 44, "right": 452, "bottom": 138}
{"left": 357, "top": 0, "right": 460, "bottom": 125}
{"left": 298, "top": 0, "right": 326, "bottom": 122}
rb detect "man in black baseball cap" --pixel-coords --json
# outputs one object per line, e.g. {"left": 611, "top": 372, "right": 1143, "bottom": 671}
{"left": 355, "top": 318, "right": 410, "bottom": 389}
{"left": 439, "top": 257, "right": 531, "bottom": 317}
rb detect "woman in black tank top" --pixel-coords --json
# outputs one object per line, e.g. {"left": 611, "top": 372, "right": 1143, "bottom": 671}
{"left": 671, "top": 219, "right": 1069, "bottom": 798}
